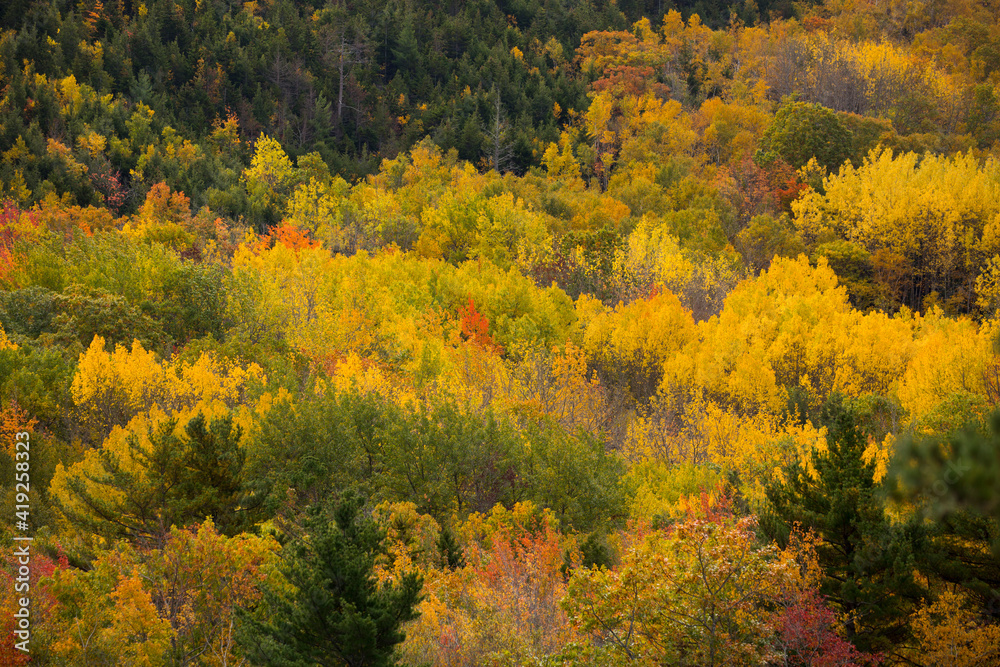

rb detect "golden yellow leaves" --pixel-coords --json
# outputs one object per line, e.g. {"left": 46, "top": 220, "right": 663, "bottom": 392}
{"left": 242, "top": 134, "right": 295, "bottom": 214}
{"left": 54, "top": 338, "right": 268, "bottom": 541}
{"left": 56, "top": 75, "right": 84, "bottom": 116}
{"left": 436, "top": 339, "right": 613, "bottom": 441}
{"left": 76, "top": 130, "right": 107, "bottom": 159}
{"left": 659, "top": 256, "right": 846, "bottom": 410}
{"left": 583, "top": 289, "right": 696, "bottom": 387}
{"left": 581, "top": 244, "right": 1000, "bottom": 509}
{"left": 48, "top": 562, "right": 174, "bottom": 666}
{"left": 794, "top": 149, "right": 1000, "bottom": 310}
{"left": 563, "top": 515, "right": 795, "bottom": 665}
{"left": 586, "top": 90, "right": 696, "bottom": 175}
{"left": 897, "top": 310, "right": 992, "bottom": 427}
{"left": 625, "top": 398, "right": 828, "bottom": 503}
{"left": 907, "top": 591, "right": 1000, "bottom": 666}
{"left": 597, "top": 254, "right": 983, "bottom": 500}
{"left": 974, "top": 253, "right": 1000, "bottom": 315}
{"left": 71, "top": 335, "right": 265, "bottom": 438}
{"left": 46, "top": 522, "right": 279, "bottom": 666}
{"left": 121, "top": 182, "right": 196, "bottom": 249}
{"left": 610, "top": 218, "right": 742, "bottom": 309}
{"left": 0, "top": 322, "right": 16, "bottom": 351}
{"left": 284, "top": 176, "right": 350, "bottom": 247}
{"left": 542, "top": 132, "right": 585, "bottom": 188}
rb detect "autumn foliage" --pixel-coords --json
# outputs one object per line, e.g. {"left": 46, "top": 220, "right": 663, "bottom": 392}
{"left": 3, "top": 0, "right": 1000, "bottom": 664}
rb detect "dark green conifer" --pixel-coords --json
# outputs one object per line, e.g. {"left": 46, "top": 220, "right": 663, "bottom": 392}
{"left": 238, "top": 493, "right": 423, "bottom": 667}
{"left": 763, "top": 403, "right": 926, "bottom": 653}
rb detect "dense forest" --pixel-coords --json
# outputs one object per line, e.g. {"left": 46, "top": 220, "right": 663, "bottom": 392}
{"left": 2, "top": 0, "right": 1000, "bottom": 663}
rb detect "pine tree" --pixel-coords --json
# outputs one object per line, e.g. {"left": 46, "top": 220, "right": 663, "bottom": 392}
{"left": 56, "top": 413, "right": 259, "bottom": 547}
{"left": 238, "top": 493, "right": 423, "bottom": 667}
{"left": 763, "top": 402, "right": 926, "bottom": 653}
{"left": 891, "top": 411, "right": 1000, "bottom": 620}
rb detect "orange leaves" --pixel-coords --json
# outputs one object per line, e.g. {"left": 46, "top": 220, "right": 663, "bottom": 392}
{"left": 81, "top": 0, "right": 104, "bottom": 36}
{"left": 463, "top": 516, "right": 573, "bottom": 652}
{"left": 45, "top": 523, "right": 278, "bottom": 665}
{"left": 252, "top": 220, "right": 322, "bottom": 253}
{"left": 120, "top": 182, "right": 199, "bottom": 249}
{"left": 0, "top": 401, "right": 36, "bottom": 459}
{"left": 592, "top": 65, "right": 665, "bottom": 98}
{"left": 28, "top": 190, "right": 122, "bottom": 239}
{"left": 401, "top": 503, "right": 582, "bottom": 666}
{"left": 0, "top": 201, "right": 40, "bottom": 287}
{"left": 136, "top": 181, "right": 191, "bottom": 227}
{"left": 0, "top": 323, "right": 15, "bottom": 351}
{"left": 578, "top": 14, "right": 695, "bottom": 83}
{"left": 458, "top": 297, "right": 502, "bottom": 354}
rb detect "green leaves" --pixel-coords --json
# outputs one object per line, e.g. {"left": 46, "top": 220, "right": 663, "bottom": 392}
{"left": 238, "top": 493, "right": 423, "bottom": 667}
{"left": 764, "top": 406, "right": 925, "bottom": 652}
{"left": 891, "top": 410, "right": 1000, "bottom": 524}
{"left": 53, "top": 412, "right": 260, "bottom": 547}
{"left": 250, "top": 387, "right": 630, "bottom": 531}
{"left": 756, "top": 102, "right": 852, "bottom": 173}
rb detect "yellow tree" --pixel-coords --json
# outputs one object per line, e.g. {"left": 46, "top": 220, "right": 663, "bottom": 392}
{"left": 563, "top": 515, "right": 794, "bottom": 666}
{"left": 47, "top": 549, "right": 175, "bottom": 666}
{"left": 583, "top": 288, "right": 696, "bottom": 402}
{"left": 906, "top": 591, "right": 1000, "bottom": 666}
{"left": 70, "top": 336, "right": 264, "bottom": 441}
{"left": 793, "top": 149, "right": 1000, "bottom": 310}
{"left": 46, "top": 524, "right": 279, "bottom": 666}
{"left": 242, "top": 135, "right": 297, "bottom": 227}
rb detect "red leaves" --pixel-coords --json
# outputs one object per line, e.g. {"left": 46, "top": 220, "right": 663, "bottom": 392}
{"left": 458, "top": 297, "right": 502, "bottom": 354}
{"left": 717, "top": 156, "right": 806, "bottom": 225}
{"left": 777, "top": 591, "right": 883, "bottom": 667}
{"left": 90, "top": 165, "right": 128, "bottom": 213}
{"left": 0, "top": 548, "right": 67, "bottom": 666}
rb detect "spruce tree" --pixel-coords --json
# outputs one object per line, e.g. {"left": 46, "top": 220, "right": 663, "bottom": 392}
{"left": 57, "top": 413, "right": 258, "bottom": 547}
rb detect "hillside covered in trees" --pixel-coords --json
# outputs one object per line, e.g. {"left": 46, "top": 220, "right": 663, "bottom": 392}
{"left": 2, "top": 0, "right": 1000, "bottom": 663}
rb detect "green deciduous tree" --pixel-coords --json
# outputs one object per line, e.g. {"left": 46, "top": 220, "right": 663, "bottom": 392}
{"left": 756, "top": 101, "right": 853, "bottom": 173}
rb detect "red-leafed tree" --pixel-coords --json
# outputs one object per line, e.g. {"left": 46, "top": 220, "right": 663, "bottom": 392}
{"left": 458, "top": 297, "right": 502, "bottom": 354}
{"left": 0, "top": 548, "right": 68, "bottom": 666}
{"left": 777, "top": 590, "right": 884, "bottom": 667}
